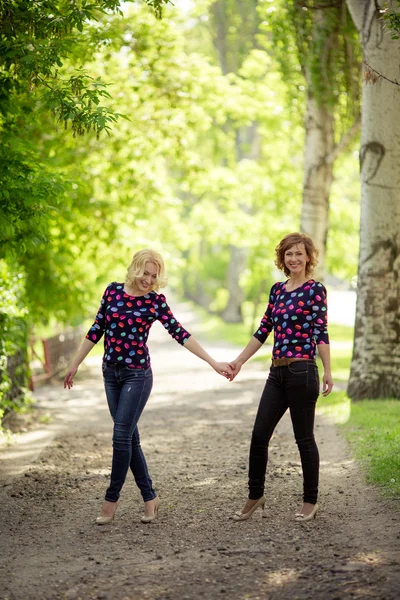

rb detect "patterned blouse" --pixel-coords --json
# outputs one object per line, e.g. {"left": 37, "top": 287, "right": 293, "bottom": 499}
{"left": 253, "top": 279, "right": 329, "bottom": 360}
{"left": 86, "top": 282, "right": 191, "bottom": 369}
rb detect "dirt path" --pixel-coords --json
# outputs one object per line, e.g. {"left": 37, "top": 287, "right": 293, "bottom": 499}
{"left": 1, "top": 315, "right": 399, "bottom": 600}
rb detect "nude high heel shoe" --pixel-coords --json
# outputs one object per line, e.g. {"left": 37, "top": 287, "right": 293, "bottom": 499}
{"left": 140, "top": 497, "right": 160, "bottom": 523}
{"left": 96, "top": 500, "right": 119, "bottom": 525}
{"left": 295, "top": 503, "right": 319, "bottom": 522}
{"left": 232, "top": 495, "right": 266, "bottom": 521}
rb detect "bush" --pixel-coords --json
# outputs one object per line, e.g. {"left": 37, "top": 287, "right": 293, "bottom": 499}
{"left": 0, "top": 259, "right": 30, "bottom": 426}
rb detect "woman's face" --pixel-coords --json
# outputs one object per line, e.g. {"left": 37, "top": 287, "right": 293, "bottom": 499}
{"left": 284, "top": 243, "right": 310, "bottom": 277}
{"left": 135, "top": 261, "right": 158, "bottom": 293}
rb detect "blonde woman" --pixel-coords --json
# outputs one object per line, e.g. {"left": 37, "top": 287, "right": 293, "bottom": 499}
{"left": 64, "top": 250, "right": 232, "bottom": 525}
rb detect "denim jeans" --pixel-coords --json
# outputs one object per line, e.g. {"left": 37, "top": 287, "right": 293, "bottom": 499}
{"left": 102, "top": 363, "right": 156, "bottom": 503}
{"left": 248, "top": 361, "right": 320, "bottom": 504}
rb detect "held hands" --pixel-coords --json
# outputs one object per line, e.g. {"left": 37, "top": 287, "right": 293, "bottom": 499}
{"left": 64, "top": 366, "right": 78, "bottom": 390}
{"left": 211, "top": 361, "right": 234, "bottom": 380}
{"left": 210, "top": 359, "right": 242, "bottom": 381}
{"left": 227, "top": 360, "right": 242, "bottom": 381}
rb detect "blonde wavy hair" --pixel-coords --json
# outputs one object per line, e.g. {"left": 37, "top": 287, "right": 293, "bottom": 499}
{"left": 125, "top": 249, "right": 168, "bottom": 292}
{"left": 275, "top": 232, "right": 319, "bottom": 278}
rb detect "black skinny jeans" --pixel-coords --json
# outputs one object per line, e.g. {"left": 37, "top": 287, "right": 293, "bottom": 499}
{"left": 248, "top": 361, "right": 320, "bottom": 504}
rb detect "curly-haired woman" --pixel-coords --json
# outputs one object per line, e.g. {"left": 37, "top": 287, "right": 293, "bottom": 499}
{"left": 64, "top": 249, "right": 232, "bottom": 525}
{"left": 229, "top": 233, "right": 333, "bottom": 523}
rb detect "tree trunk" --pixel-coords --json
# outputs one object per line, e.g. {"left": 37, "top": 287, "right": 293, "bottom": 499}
{"left": 182, "top": 244, "right": 212, "bottom": 311}
{"left": 346, "top": 0, "right": 400, "bottom": 400}
{"left": 300, "top": 91, "right": 335, "bottom": 279}
{"left": 222, "top": 245, "right": 247, "bottom": 322}
{"left": 210, "top": 0, "right": 261, "bottom": 324}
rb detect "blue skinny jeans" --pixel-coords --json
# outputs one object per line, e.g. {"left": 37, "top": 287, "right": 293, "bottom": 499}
{"left": 102, "top": 363, "right": 156, "bottom": 503}
{"left": 248, "top": 361, "right": 320, "bottom": 504}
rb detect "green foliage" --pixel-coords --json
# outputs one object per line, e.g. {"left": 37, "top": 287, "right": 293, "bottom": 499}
{"left": 320, "top": 391, "right": 400, "bottom": 502}
{"left": 174, "top": 2, "right": 305, "bottom": 306}
{"left": 0, "top": 0, "right": 365, "bottom": 425}
{"left": 0, "top": 0, "right": 175, "bottom": 422}
{"left": 0, "top": 1, "right": 131, "bottom": 136}
{"left": 208, "top": 0, "right": 262, "bottom": 74}
{"left": 0, "top": 259, "right": 30, "bottom": 424}
{"left": 259, "top": 0, "right": 362, "bottom": 135}
{"left": 346, "top": 400, "right": 400, "bottom": 501}
{"left": 0, "top": 0, "right": 171, "bottom": 258}
{"left": 0, "top": 142, "right": 63, "bottom": 256}
{"left": 383, "top": 0, "right": 400, "bottom": 39}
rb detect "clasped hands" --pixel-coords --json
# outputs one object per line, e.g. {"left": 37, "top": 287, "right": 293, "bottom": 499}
{"left": 212, "top": 359, "right": 241, "bottom": 381}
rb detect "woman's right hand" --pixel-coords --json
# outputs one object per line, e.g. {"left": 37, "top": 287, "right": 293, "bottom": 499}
{"left": 228, "top": 360, "right": 242, "bottom": 381}
{"left": 64, "top": 366, "right": 78, "bottom": 389}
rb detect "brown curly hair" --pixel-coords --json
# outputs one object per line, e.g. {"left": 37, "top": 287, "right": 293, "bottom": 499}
{"left": 275, "top": 232, "right": 319, "bottom": 278}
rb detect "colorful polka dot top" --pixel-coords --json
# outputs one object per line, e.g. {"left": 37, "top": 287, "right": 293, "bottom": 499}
{"left": 253, "top": 279, "right": 329, "bottom": 359}
{"left": 86, "top": 282, "right": 191, "bottom": 369}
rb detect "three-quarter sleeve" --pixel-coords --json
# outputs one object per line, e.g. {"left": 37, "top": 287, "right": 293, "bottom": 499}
{"left": 253, "top": 284, "right": 276, "bottom": 344}
{"left": 311, "top": 283, "right": 329, "bottom": 345}
{"left": 155, "top": 294, "right": 191, "bottom": 345}
{"left": 85, "top": 284, "right": 112, "bottom": 344}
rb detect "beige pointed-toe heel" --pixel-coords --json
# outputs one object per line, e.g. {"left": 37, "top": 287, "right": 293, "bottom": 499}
{"left": 232, "top": 495, "right": 266, "bottom": 521}
{"left": 295, "top": 502, "right": 319, "bottom": 523}
{"left": 141, "top": 496, "right": 160, "bottom": 524}
{"left": 96, "top": 500, "right": 119, "bottom": 525}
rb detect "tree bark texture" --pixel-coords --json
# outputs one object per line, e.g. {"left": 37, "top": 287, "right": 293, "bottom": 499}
{"left": 300, "top": 91, "right": 335, "bottom": 279}
{"left": 346, "top": 0, "right": 400, "bottom": 400}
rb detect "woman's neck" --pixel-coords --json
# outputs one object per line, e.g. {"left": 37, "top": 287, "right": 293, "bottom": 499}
{"left": 124, "top": 283, "right": 142, "bottom": 296}
{"left": 285, "top": 274, "right": 309, "bottom": 291}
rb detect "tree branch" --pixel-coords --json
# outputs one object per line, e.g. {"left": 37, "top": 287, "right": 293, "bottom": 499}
{"left": 298, "top": 1, "right": 342, "bottom": 8}
{"left": 326, "top": 116, "right": 361, "bottom": 164}
{"left": 363, "top": 60, "right": 400, "bottom": 87}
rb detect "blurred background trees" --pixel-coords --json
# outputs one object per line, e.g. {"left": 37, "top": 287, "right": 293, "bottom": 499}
{"left": 1, "top": 0, "right": 398, "bottom": 417}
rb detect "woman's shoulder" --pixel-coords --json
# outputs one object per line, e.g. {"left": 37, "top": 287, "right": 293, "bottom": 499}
{"left": 105, "top": 281, "right": 121, "bottom": 292}
{"left": 309, "top": 279, "right": 327, "bottom": 290}
{"left": 150, "top": 290, "right": 166, "bottom": 301}
{"left": 270, "top": 281, "right": 286, "bottom": 293}
{"left": 308, "top": 280, "right": 328, "bottom": 296}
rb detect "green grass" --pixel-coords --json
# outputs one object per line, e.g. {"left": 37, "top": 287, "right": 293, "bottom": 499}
{"left": 317, "top": 390, "right": 351, "bottom": 423}
{"left": 345, "top": 400, "right": 400, "bottom": 500}
{"left": 318, "top": 392, "right": 400, "bottom": 502}
{"left": 189, "top": 300, "right": 400, "bottom": 502}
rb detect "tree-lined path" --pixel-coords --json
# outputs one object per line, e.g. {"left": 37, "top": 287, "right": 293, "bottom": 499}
{"left": 1, "top": 303, "right": 399, "bottom": 600}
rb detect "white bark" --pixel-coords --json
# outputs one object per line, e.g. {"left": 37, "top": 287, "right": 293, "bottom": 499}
{"left": 347, "top": 0, "right": 400, "bottom": 399}
{"left": 300, "top": 92, "right": 335, "bottom": 279}
{"left": 300, "top": 6, "right": 361, "bottom": 279}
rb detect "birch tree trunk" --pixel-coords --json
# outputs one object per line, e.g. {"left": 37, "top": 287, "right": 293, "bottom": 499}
{"left": 346, "top": 0, "right": 400, "bottom": 400}
{"left": 299, "top": 3, "right": 360, "bottom": 278}
{"left": 300, "top": 92, "right": 335, "bottom": 279}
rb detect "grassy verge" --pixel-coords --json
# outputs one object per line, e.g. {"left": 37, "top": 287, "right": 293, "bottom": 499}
{"left": 189, "top": 300, "right": 400, "bottom": 502}
{"left": 346, "top": 400, "right": 400, "bottom": 499}
{"left": 318, "top": 392, "right": 400, "bottom": 501}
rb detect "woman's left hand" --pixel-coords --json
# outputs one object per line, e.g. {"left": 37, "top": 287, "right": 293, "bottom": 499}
{"left": 212, "top": 361, "right": 234, "bottom": 380}
{"left": 322, "top": 372, "right": 334, "bottom": 396}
